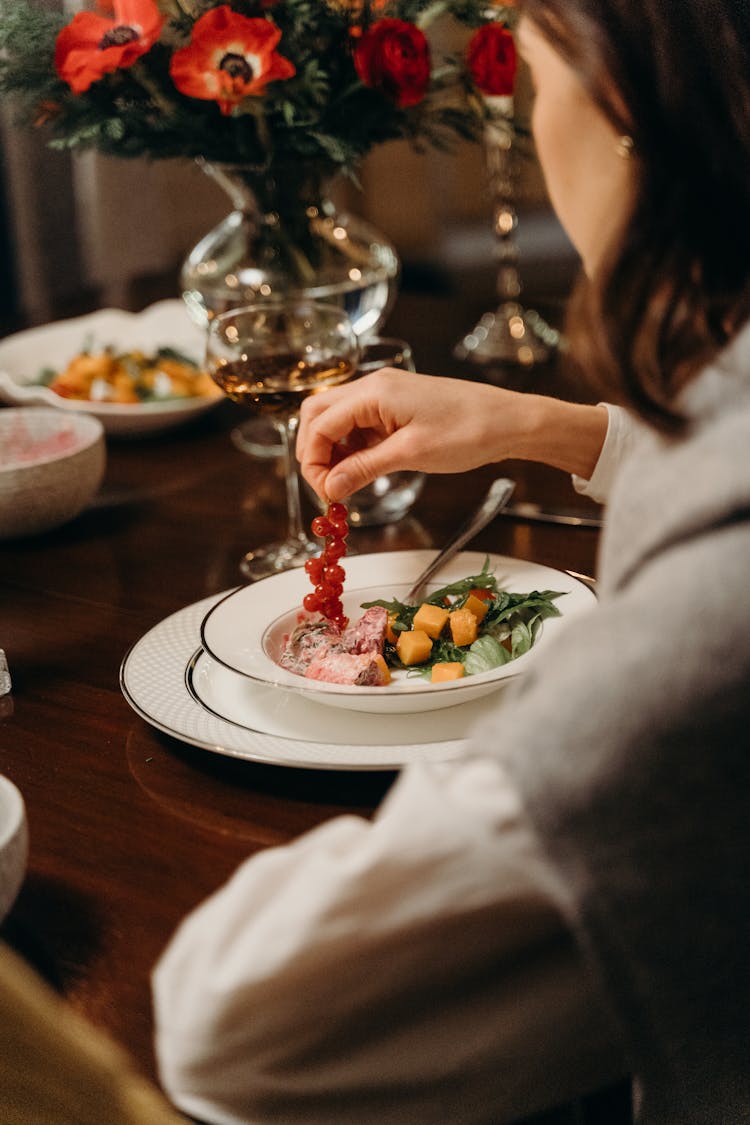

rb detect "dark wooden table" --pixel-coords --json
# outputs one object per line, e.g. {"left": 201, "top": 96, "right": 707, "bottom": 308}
{"left": 0, "top": 288, "right": 619, "bottom": 1121}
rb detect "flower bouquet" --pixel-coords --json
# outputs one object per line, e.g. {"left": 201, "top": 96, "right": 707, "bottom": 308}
{"left": 0, "top": 1, "right": 518, "bottom": 327}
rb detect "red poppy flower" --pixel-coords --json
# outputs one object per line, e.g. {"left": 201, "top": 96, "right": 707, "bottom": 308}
{"left": 55, "top": 0, "right": 163, "bottom": 94}
{"left": 353, "top": 19, "right": 430, "bottom": 108}
{"left": 169, "top": 7, "right": 296, "bottom": 116}
{"left": 466, "top": 23, "right": 517, "bottom": 97}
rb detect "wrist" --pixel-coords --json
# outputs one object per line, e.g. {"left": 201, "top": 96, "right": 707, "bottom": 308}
{"left": 513, "top": 396, "right": 609, "bottom": 479}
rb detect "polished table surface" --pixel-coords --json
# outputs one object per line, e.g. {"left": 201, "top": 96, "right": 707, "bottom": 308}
{"left": 0, "top": 290, "right": 609, "bottom": 1116}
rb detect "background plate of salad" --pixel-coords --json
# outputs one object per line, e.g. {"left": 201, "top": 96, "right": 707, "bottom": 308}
{"left": 0, "top": 300, "right": 221, "bottom": 436}
{"left": 201, "top": 551, "right": 597, "bottom": 715}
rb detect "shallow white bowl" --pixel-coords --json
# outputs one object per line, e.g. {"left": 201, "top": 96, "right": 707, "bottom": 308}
{"left": 201, "top": 550, "right": 597, "bottom": 714}
{"left": 0, "top": 300, "right": 220, "bottom": 437}
{"left": 0, "top": 407, "right": 106, "bottom": 539}
{"left": 0, "top": 775, "right": 28, "bottom": 922}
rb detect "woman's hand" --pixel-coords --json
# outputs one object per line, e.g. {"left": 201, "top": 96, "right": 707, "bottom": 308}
{"left": 297, "top": 369, "right": 532, "bottom": 500}
{"left": 297, "top": 367, "right": 610, "bottom": 501}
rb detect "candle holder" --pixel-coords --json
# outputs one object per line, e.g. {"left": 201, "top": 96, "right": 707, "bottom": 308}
{"left": 455, "top": 100, "right": 558, "bottom": 368}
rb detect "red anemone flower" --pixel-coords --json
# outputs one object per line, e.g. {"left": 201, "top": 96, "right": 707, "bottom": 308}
{"left": 169, "top": 7, "right": 296, "bottom": 116}
{"left": 55, "top": 0, "right": 163, "bottom": 94}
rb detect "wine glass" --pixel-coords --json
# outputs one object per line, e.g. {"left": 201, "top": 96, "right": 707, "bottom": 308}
{"left": 206, "top": 300, "right": 360, "bottom": 580}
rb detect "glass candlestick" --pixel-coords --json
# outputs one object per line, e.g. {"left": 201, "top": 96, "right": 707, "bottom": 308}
{"left": 455, "top": 98, "right": 556, "bottom": 367}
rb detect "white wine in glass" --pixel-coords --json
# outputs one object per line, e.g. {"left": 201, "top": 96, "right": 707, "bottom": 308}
{"left": 206, "top": 300, "right": 360, "bottom": 580}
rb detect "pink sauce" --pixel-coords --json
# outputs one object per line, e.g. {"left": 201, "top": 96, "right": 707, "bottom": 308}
{"left": 0, "top": 417, "right": 80, "bottom": 466}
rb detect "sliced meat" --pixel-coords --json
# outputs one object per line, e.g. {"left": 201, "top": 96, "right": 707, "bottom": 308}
{"left": 278, "top": 618, "right": 342, "bottom": 675}
{"left": 341, "top": 606, "right": 388, "bottom": 654}
{"left": 280, "top": 606, "right": 390, "bottom": 686}
{"left": 304, "top": 647, "right": 389, "bottom": 686}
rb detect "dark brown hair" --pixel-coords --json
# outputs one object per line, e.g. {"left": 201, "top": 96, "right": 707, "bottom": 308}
{"left": 518, "top": 0, "right": 750, "bottom": 428}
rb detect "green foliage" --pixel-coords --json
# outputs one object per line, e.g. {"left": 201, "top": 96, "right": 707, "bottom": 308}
{"left": 0, "top": 0, "right": 513, "bottom": 175}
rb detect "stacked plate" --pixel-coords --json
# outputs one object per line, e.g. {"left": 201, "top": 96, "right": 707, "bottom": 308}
{"left": 120, "top": 551, "right": 596, "bottom": 771}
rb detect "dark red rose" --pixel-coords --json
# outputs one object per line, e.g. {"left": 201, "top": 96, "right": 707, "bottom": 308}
{"left": 354, "top": 18, "right": 430, "bottom": 108}
{"left": 466, "top": 23, "right": 517, "bottom": 97}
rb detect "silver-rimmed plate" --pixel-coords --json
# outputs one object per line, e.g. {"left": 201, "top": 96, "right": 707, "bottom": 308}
{"left": 200, "top": 550, "right": 596, "bottom": 714}
{"left": 120, "top": 593, "right": 474, "bottom": 770}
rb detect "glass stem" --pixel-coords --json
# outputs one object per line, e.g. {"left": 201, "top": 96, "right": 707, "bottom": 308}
{"left": 278, "top": 414, "right": 306, "bottom": 543}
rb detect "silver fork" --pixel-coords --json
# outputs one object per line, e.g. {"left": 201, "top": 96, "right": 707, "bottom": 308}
{"left": 405, "top": 477, "right": 516, "bottom": 603}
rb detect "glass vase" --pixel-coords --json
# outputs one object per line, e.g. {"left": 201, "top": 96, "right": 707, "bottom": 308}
{"left": 181, "top": 160, "right": 400, "bottom": 339}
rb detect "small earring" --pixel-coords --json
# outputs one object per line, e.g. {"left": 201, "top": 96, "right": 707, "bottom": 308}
{"left": 616, "top": 135, "right": 635, "bottom": 159}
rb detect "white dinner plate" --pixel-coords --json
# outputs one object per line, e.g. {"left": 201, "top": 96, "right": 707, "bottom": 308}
{"left": 201, "top": 550, "right": 596, "bottom": 714}
{"left": 0, "top": 300, "right": 221, "bottom": 437}
{"left": 120, "top": 592, "right": 475, "bottom": 770}
{"left": 187, "top": 646, "right": 506, "bottom": 746}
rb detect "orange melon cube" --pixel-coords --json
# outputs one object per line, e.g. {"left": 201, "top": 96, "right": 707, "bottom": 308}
{"left": 373, "top": 654, "right": 392, "bottom": 684}
{"left": 431, "top": 662, "right": 466, "bottom": 683}
{"left": 385, "top": 613, "right": 399, "bottom": 645}
{"left": 396, "top": 629, "right": 433, "bottom": 666}
{"left": 412, "top": 602, "right": 450, "bottom": 639}
{"left": 449, "top": 607, "right": 479, "bottom": 647}
{"left": 464, "top": 593, "right": 489, "bottom": 624}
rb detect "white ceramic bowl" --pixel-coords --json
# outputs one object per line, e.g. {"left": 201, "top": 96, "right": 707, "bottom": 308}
{"left": 0, "top": 407, "right": 106, "bottom": 539}
{"left": 0, "top": 775, "right": 28, "bottom": 922}
{"left": 200, "top": 550, "right": 597, "bottom": 714}
{"left": 0, "top": 300, "right": 220, "bottom": 437}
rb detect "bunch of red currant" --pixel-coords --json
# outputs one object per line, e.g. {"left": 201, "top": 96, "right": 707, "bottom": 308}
{"left": 303, "top": 501, "right": 349, "bottom": 629}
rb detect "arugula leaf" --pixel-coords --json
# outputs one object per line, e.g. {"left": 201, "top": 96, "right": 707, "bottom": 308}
{"left": 484, "top": 590, "right": 564, "bottom": 627}
{"left": 425, "top": 557, "right": 499, "bottom": 605}
{"left": 362, "top": 569, "right": 567, "bottom": 679}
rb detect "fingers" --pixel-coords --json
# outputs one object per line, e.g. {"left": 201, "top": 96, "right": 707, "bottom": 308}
{"left": 297, "top": 370, "right": 394, "bottom": 458}
{"left": 297, "top": 368, "right": 508, "bottom": 502}
{"left": 315, "top": 429, "right": 417, "bottom": 501}
{"left": 298, "top": 370, "right": 404, "bottom": 498}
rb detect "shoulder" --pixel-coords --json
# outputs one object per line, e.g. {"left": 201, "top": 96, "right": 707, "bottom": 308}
{"left": 601, "top": 333, "right": 750, "bottom": 593}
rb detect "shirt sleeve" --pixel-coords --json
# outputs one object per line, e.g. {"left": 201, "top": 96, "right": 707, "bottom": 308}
{"left": 152, "top": 756, "right": 625, "bottom": 1125}
{"left": 572, "top": 404, "right": 655, "bottom": 504}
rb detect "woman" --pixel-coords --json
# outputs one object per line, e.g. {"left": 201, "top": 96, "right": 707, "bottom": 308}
{"left": 153, "top": 3, "right": 750, "bottom": 1122}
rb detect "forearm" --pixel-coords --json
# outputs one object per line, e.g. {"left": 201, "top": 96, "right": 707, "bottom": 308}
{"left": 508, "top": 397, "right": 610, "bottom": 480}
{"left": 298, "top": 371, "right": 611, "bottom": 500}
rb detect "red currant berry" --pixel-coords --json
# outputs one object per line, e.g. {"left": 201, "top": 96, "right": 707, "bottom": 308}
{"left": 311, "top": 515, "right": 332, "bottom": 538}
{"left": 323, "top": 563, "right": 345, "bottom": 584}
{"left": 328, "top": 519, "right": 349, "bottom": 539}
{"left": 304, "top": 557, "right": 324, "bottom": 583}
{"left": 324, "top": 538, "right": 346, "bottom": 561}
{"left": 303, "top": 592, "right": 321, "bottom": 612}
{"left": 327, "top": 501, "right": 348, "bottom": 521}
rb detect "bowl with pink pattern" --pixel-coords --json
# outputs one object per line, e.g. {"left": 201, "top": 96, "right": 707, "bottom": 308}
{"left": 0, "top": 407, "right": 105, "bottom": 539}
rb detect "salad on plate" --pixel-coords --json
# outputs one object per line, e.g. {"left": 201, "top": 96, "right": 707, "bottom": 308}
{"left": 282, "top": 523, "right": 564, "bottom": 688}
